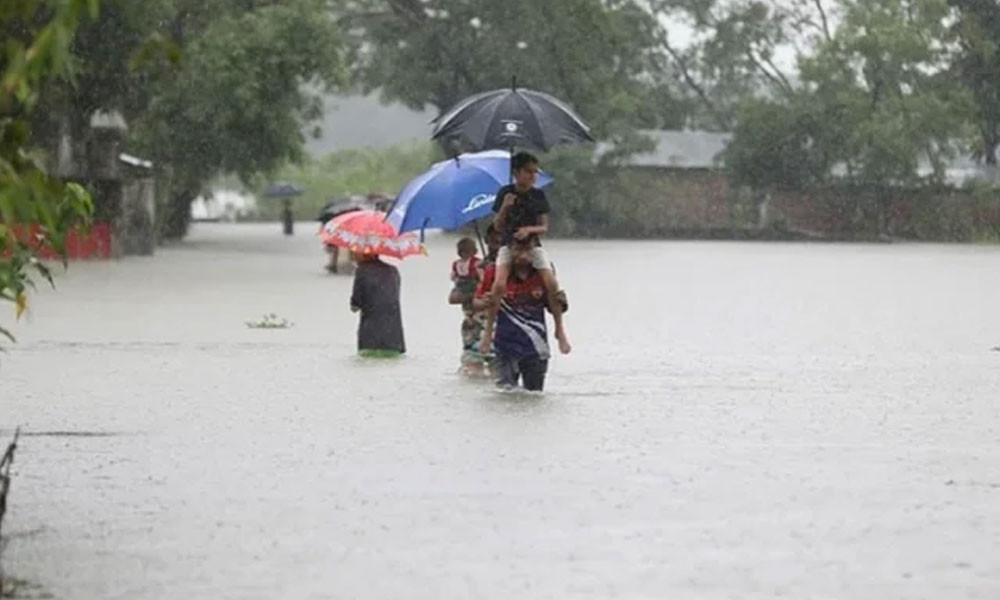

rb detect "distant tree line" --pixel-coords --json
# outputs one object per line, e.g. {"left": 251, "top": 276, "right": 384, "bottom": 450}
{"left": 5, "top": 0, "right": 1000, "bottom": 285}
{"left": 18, "top": 0, "right": 1000, "bottom": 239}
{"left": 350, "top": 0, "right": 1000, "bottom": 237}
{"left": 5, "top": 0, "right": 999, "bottom": 342}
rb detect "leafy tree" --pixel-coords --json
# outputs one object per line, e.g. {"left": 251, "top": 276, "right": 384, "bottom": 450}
{"left": 255, "top": 142, "right": 440, "bottom": 221}
{"left": 649, "top": 0, "right": 834, "bottom": 129}
{"left": 724, "top": 97, "right": 831, "bottom": 190}
{"left": 341, "top": 0, "right": 687, "bottom": 240}
{"left": 32, "top": 0, "right": 347, "bottom": 239}
{"left": 949, "top": 0, "right": 1000, "bottom": 164}
{"left": 1, "top": 1, "right": 96, "bottom": 345}
{"left": 801, "top": 0, "right": 972, "bottom": 187}
{"left": 134, "top": 0, "right": 346, "bottom": 237}
{"left": 345, "top": 0, "right": 686, "bottom": 137}
{"left": 724, "top": 0, "right": 975, "bottom": 234}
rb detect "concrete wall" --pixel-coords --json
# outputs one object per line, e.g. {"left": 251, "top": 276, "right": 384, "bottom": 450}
{"left": 121, "top": 178, "right": 157, "bottom": 256}
{"left": 557, "top": 167, "right": 735, "bottom": 238}
{"left": 564, "top": 167, "right": 1000, "bottom": 241}
{"left": 55, "top": 119, "right": 158, "bottom": 258}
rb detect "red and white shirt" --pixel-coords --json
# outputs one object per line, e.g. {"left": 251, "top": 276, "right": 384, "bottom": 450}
{"left": 452, "top": 256, "right": 480, "bottom": 280}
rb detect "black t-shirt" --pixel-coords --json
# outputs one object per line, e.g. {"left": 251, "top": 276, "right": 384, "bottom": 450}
{"left": 492, "top": 184, "right": 550, "bottom": 246}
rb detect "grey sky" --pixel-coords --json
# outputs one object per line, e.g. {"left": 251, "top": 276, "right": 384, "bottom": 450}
{"left": 305, "top": 94, "right": 433, "bottom": 156}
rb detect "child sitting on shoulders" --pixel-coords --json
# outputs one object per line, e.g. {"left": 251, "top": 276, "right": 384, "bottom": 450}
{"left": 481, "top": 152, "right": 571, "bottom": 357}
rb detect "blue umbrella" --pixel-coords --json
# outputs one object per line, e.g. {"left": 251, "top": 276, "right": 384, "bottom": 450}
{"left": 386, "top": 149, "right": 554, "bottom": 234}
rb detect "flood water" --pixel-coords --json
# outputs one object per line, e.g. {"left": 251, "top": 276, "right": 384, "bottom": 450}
{"left": 3, "top": 223, "right": 999, "bottom": 599}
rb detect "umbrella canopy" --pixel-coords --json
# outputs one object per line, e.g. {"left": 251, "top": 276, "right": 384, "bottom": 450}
{"left": 320, "top": 210, "right": 425, "bottom": 259}
{"left": 317, "top": 196, "right": 369, "bottom": 223}
{"left": 431, "top": 84, "right": 594, "bottom": 152}
{"left": 263, "top": 182, "right": 304, "bottom": 198}
{"left": 387, "top": 150, "right": 554, "bottom": 234}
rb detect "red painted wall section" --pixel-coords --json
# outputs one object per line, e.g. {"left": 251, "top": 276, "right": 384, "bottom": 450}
{"left": 7, "top": 223, "right": 113, "bottom": 260}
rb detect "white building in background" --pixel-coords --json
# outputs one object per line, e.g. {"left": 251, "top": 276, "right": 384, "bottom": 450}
{"left": 191, "top": 189, "right": 258, "bottom": 222}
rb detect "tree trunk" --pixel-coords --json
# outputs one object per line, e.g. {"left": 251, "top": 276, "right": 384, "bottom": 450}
{"left": 984, "top": 130, "right": 998, "bottom": 166}
{"left": 875, "top": 187, "right": 893, "bottom": 239}
{"left": 755, "top": 187, "right": 773, "bottom": 229}
{"left": 160, "top": 188, "right": 196, "bottom": 240}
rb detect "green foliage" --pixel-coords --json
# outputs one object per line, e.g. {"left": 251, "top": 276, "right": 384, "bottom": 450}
{"left": 949, "top": 0, "right": 1000, "bottom": 165}
{"left": 811, "top": 0, "right": 972, "bottom": 188}
{"left": 895, "top": 182, "right": 1000, "bottom": 242}
{"left": 724, "top": 98, "right": 830, "bottom": 190}
{"left": 724, "top": 0, "right": 978, "bottom": 236}
{"left": 136, "top": 0, "right": 346, "bottom": 238}
{"left": 1, "top": 0, "right": 96, "bottom": 344}
{"left": 346, "top": 0, "right": 685, "bottom": 137}
{"left": 650, "top": 0, "right": 814, "bottom": 129}
{"left": 31, "top": 0, "right": 348, "bottom": 240}
{"left": 137, "top": 0, "right": 345, "bottom": 185}
{"left": 253, "top": 142, "right": 441, "bottom": 221}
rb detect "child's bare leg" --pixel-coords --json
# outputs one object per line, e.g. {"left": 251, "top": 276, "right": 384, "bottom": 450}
{"left": 538, "top": 267, "right": 571, "bottom": 354}
{"left": 479, "top": 260, "right": 510, "bottom": 355}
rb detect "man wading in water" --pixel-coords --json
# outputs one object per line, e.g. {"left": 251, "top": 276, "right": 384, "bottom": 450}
{"left": 480, "top": 152, "right": 571, "bottom": 357}
{"left": 487, "top": 246, "right": 568, "bottom": 391}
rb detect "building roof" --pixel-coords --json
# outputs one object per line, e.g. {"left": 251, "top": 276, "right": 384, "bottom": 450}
{"left": 90, "top": 110, "right": 128, "bottom": 131}
{"left": 599, "top": 130, "right": 1000, "bottom": 187}
{"left": 119, "top": 153, "right": 153, "bottom": 169}
{"left": 932, "top": 155, "right": 1000, "bottom": 188}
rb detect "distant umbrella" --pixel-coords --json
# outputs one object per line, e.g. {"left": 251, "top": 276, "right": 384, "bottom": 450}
{"left": 317, "top": 197, "right": 369, "bottom": 224}
{"left": 263, "top": 182, "right": 304, "bottom": 198}
{"left": 432, "top": 79, "right": 594, "bottom": 152}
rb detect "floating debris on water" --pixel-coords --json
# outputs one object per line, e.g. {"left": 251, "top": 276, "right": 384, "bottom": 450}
{"left": 245, "top": 314, "right": 294, "bottom": 329}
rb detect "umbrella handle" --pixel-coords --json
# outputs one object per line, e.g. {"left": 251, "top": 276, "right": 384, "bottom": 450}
{"left": 509, "top": 144, "right": 515, "bottom": 184}
{"left": 420, "top": 217, "right": 430, "bottom": 243}
{"left": 473, "top": 220, "right": 486, "bottom": 257}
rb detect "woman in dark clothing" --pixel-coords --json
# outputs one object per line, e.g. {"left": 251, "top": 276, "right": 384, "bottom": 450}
{"left": 350, "top": 253, "right": 406, "bottom": 357}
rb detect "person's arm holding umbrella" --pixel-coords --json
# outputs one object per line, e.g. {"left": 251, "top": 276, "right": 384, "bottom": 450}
{"left": 494, "top": 190, "right": 517, "bottom": 237}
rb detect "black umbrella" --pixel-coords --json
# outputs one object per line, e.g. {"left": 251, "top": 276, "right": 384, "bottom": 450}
{"left": 317, "top": 197, "right": 367, "bottom": 223}
{"left": 263, "top": 182, "right": 304, "bottom": 199}
{"left": 431, "top": 79, "right": 594, "bottom": 153}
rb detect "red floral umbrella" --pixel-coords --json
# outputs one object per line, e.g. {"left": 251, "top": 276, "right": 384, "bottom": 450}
{"left": 319, "top": 210, "right": 425, "bottom": 259}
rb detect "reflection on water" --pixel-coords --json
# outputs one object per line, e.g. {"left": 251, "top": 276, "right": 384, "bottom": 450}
{"left": 3, "top": 224, "right": 1000, "bottom": 599}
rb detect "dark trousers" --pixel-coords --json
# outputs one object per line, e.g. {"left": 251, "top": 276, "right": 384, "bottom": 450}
{"left": 495, "top": 354, "right": 548, "bottom": 391}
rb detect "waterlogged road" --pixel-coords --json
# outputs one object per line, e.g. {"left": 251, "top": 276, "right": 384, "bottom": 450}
{"left": 3, "top": 223, "right": 1000, "bottom": 599}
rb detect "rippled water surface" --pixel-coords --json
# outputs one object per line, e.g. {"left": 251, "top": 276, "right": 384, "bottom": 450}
{"left": 3, "top": 223, "right": 999, "bottom": 599}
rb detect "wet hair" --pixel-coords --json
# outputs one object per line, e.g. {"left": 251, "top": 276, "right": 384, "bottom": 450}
{"left": 510, "top": 237, "right": 533, "bottom": 252}
{"left": 483, "top": 224, "right": 500, "bottom": 261}
{"left": 456, "top": 237, "right": 477, "bottom": 258}
{"left": 510, "top": 239, "right": 534, "bottom": 266}
{"left": 511, "top": 151, "right": 539, "bottom": 173}
{"left": 485, "top": 224, "right": 500, "bottom": 243}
